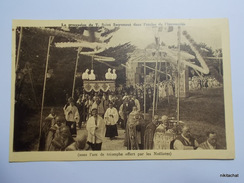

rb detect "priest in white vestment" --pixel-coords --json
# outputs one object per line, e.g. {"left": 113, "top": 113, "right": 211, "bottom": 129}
{"left": 104, "top": 103, "right": 119, "bottom": 139}
{"left": 86, "top": 108, "right": 105, "bottom": 150}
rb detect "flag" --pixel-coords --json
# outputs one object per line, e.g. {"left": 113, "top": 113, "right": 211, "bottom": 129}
{"left": 158, "top": 26, "right": 173, "bottom": 32}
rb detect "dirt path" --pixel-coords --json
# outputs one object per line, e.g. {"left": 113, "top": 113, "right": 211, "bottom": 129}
{"left": 76, "top": 126, "right": 127, "bottom": 151}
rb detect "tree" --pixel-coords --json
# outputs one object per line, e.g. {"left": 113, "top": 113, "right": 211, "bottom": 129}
{"left": 180, "top": 43, "right": 223, "bottom": 83}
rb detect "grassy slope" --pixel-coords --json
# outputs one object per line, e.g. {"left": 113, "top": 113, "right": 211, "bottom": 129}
{"left": 157, "top": 87, "right": 226, "bottom": 149}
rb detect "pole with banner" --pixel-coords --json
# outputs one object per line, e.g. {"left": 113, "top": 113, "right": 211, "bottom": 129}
{"left": 38, "top": 36, "right": 54, "bottom": 150}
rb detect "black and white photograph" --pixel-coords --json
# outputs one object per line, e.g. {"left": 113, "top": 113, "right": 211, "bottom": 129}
{"left": 10, "top": 19, "right": 234, "bottom": 161}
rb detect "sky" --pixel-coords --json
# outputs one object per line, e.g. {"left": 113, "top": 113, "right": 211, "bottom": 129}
{"left": 109, "top": 25, "right": 222, "bottom": 50}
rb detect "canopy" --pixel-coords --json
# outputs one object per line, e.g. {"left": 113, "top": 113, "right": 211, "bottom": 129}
{"left": 83, "top": 80, "right": 115, "bottom": 92}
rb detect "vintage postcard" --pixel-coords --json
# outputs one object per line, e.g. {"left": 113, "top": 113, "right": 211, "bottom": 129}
{"left": 10, "top": 19, "right": 234, "bottom": 162}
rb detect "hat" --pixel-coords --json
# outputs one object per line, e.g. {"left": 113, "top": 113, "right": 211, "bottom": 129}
{"left": 91, "top": 107, "right": 98, "bottom": 111}
{"left": 68, "top": 97, "right": 74, "bottom": 103}
{"left": 153, "top": 115, "right": 159, "bottom": 120}
{"left": 161, "top": 115, "right": 168, "bottom": 122}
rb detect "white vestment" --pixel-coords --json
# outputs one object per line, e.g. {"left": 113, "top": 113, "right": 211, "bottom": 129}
{"left": 86, "top": 116, "right": 105, "bottom": 144}
{"left": 104, "top": 107, "right": 119, "bottom": 125}
{"left": 64, "top": 105, "right": 80, "bottom": 123}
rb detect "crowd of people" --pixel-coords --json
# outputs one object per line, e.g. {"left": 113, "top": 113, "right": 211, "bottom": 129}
{"left": 42, "top": 90, "right": 218, "bottom": 151}
{"left": 43, "top": 90, "right": 146, "bottom": 151}
{"left": 158, "top": 80, "right": 175, "bottom": 100}
{"left": 189, "top": 76, "right": 222, "bottom": 90}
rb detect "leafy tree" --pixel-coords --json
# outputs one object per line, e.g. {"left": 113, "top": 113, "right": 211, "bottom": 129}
{"left": 14, "top": 26, "right": 134, "bottom": 151}
{"left": 178, "top": 43, "right": 223, "bottom": 83}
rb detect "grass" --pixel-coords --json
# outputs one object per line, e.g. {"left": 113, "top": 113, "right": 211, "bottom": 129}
{"left": 156, "top": 87, "right": 226, "bottom": 149}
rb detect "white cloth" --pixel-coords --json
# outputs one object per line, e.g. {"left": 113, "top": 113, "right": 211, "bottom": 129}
{"left": 86, "top": 116, "right": 105, "bottom": 144}
{"left": 104, "top": 107, "right": 119, "bottom": 125}
{"left": 64, "top": 105, "right": 80, "bottom": 123}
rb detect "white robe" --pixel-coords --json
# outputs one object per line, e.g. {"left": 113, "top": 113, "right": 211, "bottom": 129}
{"left": 64, "top": 105, "right": 80, "bottom": 123}
{"left": 104, "top": 107, "right": 119, "bottom": 125}
{"left": 86, "top": 116, "right": 105, "bottom": 144}
{"left": 153, "top": 124, "right": 174, "bottom": 150}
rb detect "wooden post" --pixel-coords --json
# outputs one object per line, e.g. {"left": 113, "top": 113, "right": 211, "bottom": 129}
{"left": 144, "top": 57, "right": 146, "bottom": 118}
{"left": 38, "top": 36, "right": 54, "bottom": 150}
{"left": 152, "top": 48, "right": 159, "bottom": 117}
{"left": 156, "top": 60, "right": 161, "bottom": 111}
{"left": 177, "top": 26, "right": 181, "bottom": 123}
{"left": 72, "top": 47, "right": 82, "bottom": 98}
{"left": 16, "top": 27, "right": 23, "bottom": 72}
{"left": 166, "top": 62, "right": 170, "bottom": 104}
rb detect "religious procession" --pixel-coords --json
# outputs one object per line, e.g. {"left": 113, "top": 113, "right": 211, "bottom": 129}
{"left": 13, "top": 22, "right": 225, "bottom": 154}
{"left": 41, "top": 65, "right": 218, "bottom": 151}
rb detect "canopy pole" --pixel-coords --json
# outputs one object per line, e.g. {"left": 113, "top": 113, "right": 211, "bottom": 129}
{"left": 152, "top": 50, "right": 159, "bottom": 117}
{"left": 156, "top": 60, "right": 161, "bottom": 111}
{"left": 16, "top": 27, "right": 23, "bottom": 72}
{"left": 144, "top": 56, "right": 146, "bottom": 118}
{"left": 166, "top": 62, "right": 170, "bottom": 104}
{"left": 38, "top": 36, "right": 54, "bottom": 150}
{"left": 177, "top": 26, "right": 181, "bottom": 123}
